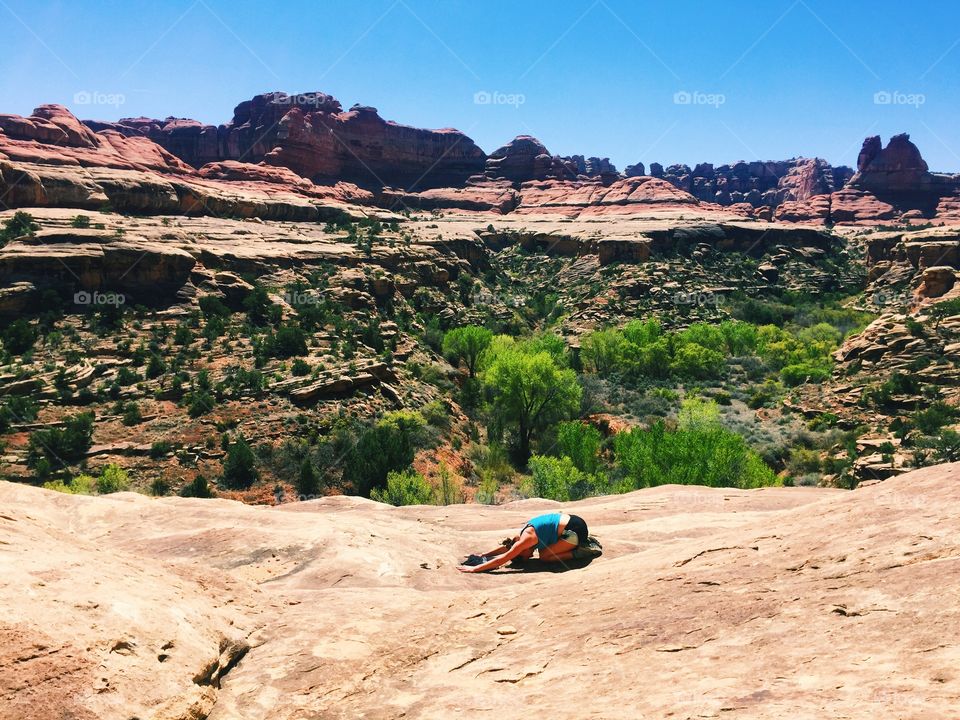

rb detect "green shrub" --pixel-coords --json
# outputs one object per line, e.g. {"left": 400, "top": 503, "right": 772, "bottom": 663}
{"left": 150, "top": 440, "right": 173, "bottom": 459}
{"left": 263, "top": 323, "right": 308, "bottom": 358}
{"left": 0, "top": 396, "right": 38, "bottom": 433}
{"left": 0, "top": 211, "right": 38, "bottom": 246}
{"left": 70, "top": 214, "right": 92, "bottom": 229}
{"left": 614, "top": 421, "right": 777, "bottom": 489}
{"left": 912, "top": 401, "right": 959, "bottom": 435}
{"left": 295, "top": 458, "right": 321, "bottom": 498}
{"left": 371, "top": 469, "right": 436, "bottom": 505}
{"left": 291, "top": 358, "right": 311, "bottom": 376}
{"left": 1, "top": 319, "right": 37, "bottom": 355}
{"left": 96, "top": 464, "right": 129, "bottom": 493}
{"left": 180, "top": 474, "right": 213, "bottom": 498}
{"left": 149, "top": 478, "right": 170, "bottom": 496}
{"left": 242, "top": 285, "right": 279, "bottom": 326}
{"left": 781, "top": 363, "right": 832, "bottom": 387}
{"left": 221, "top": 435, "right": 258, "bottom": 490}
{"left": 43, "top": 474, "right": 96, "bottom": 495}
{"left": 198, "top": 295, "right": 231, "bottom": 319}
{"left": 121, "top": 401, "right": 143, "bottom": 426}
{"left": 343, "top": 411, "right": 427, "bottom": 496}
{"left": 27, "top": 412, "right": 95, "bottom": 473}
{"left": 554, "top": 421, "right": 603, "bottom": 473}
{"left": 528, "top": 454, "right": 604, "bottom": 501}
{"left": 670, "top": 343, "right": 724, "bottom": 380}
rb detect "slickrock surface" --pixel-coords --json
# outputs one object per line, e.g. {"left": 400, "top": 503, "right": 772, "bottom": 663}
{"left": 3, "top": 464, "right": 959, "bottom": 719}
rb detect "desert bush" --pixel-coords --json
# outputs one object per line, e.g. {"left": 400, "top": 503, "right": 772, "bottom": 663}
{"left": 0, "top": 396, "right": 38, "bottom": 433}
{"left": 180, "top": 474, "right": 213, "bottom": 498}
{"left": 149, "top": 477, "right": 170, "bottom": 496}
{"left": 528, "top": 454, "right": 605, "bottom": 501}
{"left": 0, "top": 211, "right": 38, "bottom": 246}
{"left": 150, "top": 440, "right": 173, "bottom": 459}
{"left": 343, "top": 410, "right": 428, "bottom": 496}
{"left": 434, "top": 462, "right": 464, "bottom": 505}
{"left": 295, "top": 458, "right": 321, "bottom": 498}
{"left": 614, "top": 421, "right": 777, "bottom": 489}
{"left": 96, "top": 464, "right": 129, "bottom": 493}
{"left": 221, "top": 435, "right": 258, "bottom": 490}
{"left": 121, "top": 401, "right": 143, "bottom": 426}
{"left": 912, "top": 401, "right": 959, "bottom": 435}
{"left": 27, "top": 412, "right": 95, "bottom": 474}
{"left": 553, "top": 420, "right": 603, "bottom": 474}
{"left": 1, "top": 319, "right": 37, "bottom": 355}
{"left": 371, "top": 469, "right": 436, "bottom": 506}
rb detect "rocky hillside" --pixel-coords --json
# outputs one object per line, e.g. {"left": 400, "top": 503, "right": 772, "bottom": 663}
{"left": 2, "top": 90, "right": 960, "bottom": 502}
{"left": 2, "top": 463, "right": 959, "bottom": 719}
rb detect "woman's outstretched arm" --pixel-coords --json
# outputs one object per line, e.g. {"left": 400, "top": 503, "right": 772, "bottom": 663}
{"left": 459, "top": 529, "right": 537, "bottom": 573}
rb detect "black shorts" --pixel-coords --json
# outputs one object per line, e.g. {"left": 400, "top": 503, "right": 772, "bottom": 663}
{"left": 566, "top": 515, "right": 589, "bottom": 546}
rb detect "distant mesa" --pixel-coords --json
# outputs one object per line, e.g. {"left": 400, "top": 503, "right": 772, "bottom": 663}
{"left": 1, "top": 90, "right": 957, "bottom": 223}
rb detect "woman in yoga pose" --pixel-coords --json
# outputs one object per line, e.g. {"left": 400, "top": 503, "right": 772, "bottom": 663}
{"left": 457, "top": 511, "right": 598, "bottom": 573}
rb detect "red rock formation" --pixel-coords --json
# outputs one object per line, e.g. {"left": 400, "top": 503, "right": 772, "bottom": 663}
{"left": 650, "top": 157, "right": 852, "bottom": 210}
{"left": 516, "top": 176, "right": 701, "bottom": 216}
{"left": 85, "top": 92, "right": 487, "bottom": 190}
{"left": 0, "top": 105, "right": 191, "bottom": 174}
{"left": 848, "top": 133, "right": 957, "bottom": 206}
{"left": 483, "top": 136, "right": 577, "bottom": 184}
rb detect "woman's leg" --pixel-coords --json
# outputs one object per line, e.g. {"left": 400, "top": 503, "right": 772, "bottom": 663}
{"left": 538, "top": 537, "right": 578, "bottom": 563}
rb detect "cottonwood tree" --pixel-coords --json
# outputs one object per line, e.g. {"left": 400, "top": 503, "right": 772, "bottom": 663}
{"left": 482, "top": 337, "right": 581, "bottom": 464}
{"left": 442, "top": 325, "right": 493, "bottom": 378}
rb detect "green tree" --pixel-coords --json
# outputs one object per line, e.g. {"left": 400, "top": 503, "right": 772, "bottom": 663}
{"left": 669, "top": 343, "right": 724, "bottom": 380}
{"left": 221, "top": 435, "right": 258, "bottom": 490}
{"left": 482, "top": 338, "right": 581, "bottom": 463}
{"left": 264, "top": 323, "right": 308, "bottom": 358}
{"left": 930, "top": 298, "right": 960, "bottom": 332}
{"left": 442, "top": 325, "right": 493, "bottom": 377}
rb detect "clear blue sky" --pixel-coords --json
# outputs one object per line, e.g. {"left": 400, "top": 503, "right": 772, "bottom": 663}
{"left": 2, "top": 0, "right": 958, "bottom": 172}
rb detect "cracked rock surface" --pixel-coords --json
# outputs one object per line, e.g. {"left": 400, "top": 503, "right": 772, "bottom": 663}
{"left": 2, "top": 464, "right": 960, "bottom": 718}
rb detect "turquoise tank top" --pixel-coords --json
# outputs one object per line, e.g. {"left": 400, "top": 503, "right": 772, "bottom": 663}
{"left": 524, "top": 512, "right": 561, "bottom": 550}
